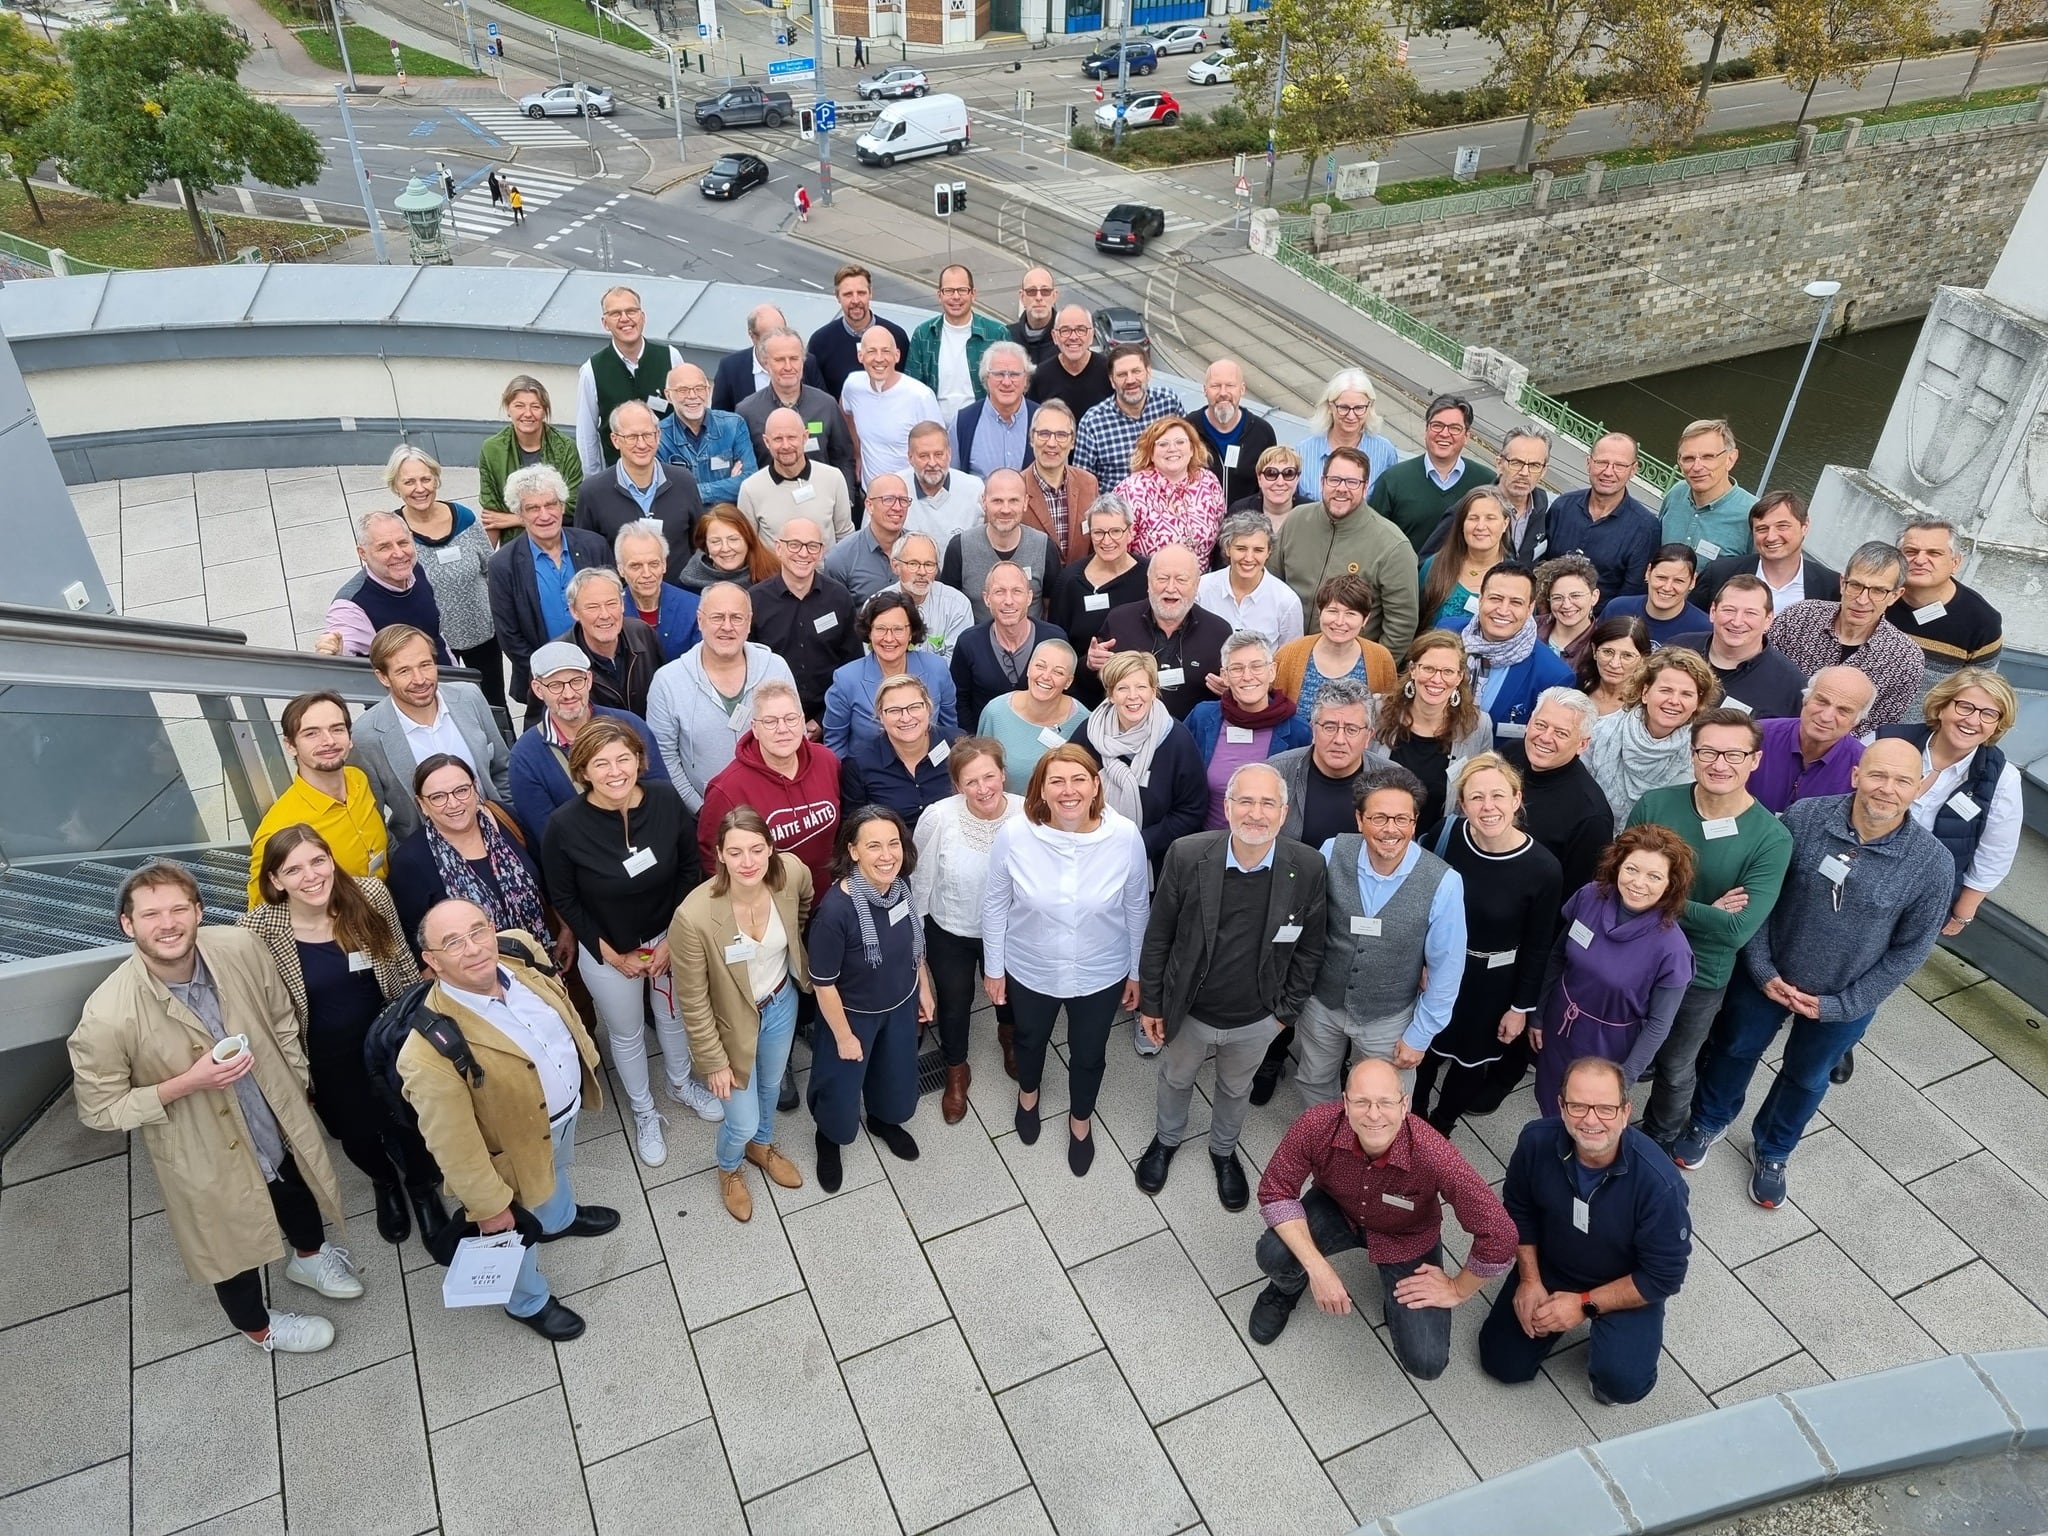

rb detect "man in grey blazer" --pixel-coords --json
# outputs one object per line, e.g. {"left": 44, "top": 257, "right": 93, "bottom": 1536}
{"left": 1135, "top": 762, "right": 1329, "bottom": 1211}
{"left": 349, "top": 624, "right": 512, "bottom": 843}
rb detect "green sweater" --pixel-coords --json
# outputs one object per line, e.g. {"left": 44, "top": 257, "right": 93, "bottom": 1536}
{"left": 1627, "top": 784, "right": 1793, "bottom": 989}
{"left": 1268, "top": 500, "right": 1422, "bottom": 657}
{"left": 476, "top": 424, "right": 585, "bottom": 529}
{"left": 1367, "top": 454, "right": 1498, "bottom": 553}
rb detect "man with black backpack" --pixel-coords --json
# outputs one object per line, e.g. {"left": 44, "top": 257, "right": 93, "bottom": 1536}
{"left": 396, "top": 899, "right": 619, "bottom": 1341}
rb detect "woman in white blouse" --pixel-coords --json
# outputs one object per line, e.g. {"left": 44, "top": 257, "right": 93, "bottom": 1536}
{"left": 981, "top": 743, "right": 1151, "bottom": 1177}
{"left": 911, "top": 737, "right": 1025, "bottom": 1125}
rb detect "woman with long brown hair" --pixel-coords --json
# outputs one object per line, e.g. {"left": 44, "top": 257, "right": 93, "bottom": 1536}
{"left": 1528, "top": 823, "right": 1696, "bottom": 1117}
{"left": 241, "top": 823, "right": 435, "bottom": 1245}
{"left": 1418, "top": 485, "right": 1513, "bottom": 630}
{"left": 1369, "top": 630, "right": 1495, "bottom": 832}
{"left": 678, "top": 502, "right": 781, "bottom": 590}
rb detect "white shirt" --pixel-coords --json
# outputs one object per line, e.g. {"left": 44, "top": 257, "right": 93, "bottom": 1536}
{"left": 1910, "top": 744, "right": 2022, "bottom": 893}
{"left": 905, "top": 471, "right": 986, "bottom": 552}
{"left": 935, "top": 321, "right": 975, "bottom": 419}
{"left": 912, "top": 792, "right": 1024, "bottom": 936}
{"left": 574, "top": 342, "right": 665, "bottom": 477}
{"left": 744, "top": 902, "right": 789, "bottom": 1003}
{"left": 839, "top": 371, "right": 943, "bottom": 487}
{"left": 981, "top": 810, "right": 1150, "bottom": 997}
{"left": 397, "top": 691, "right": 477, "bottom": 774}
{"left": 1196, "top": 568, "right": 1307, "bottom": 648}
{"left": 1758, "top": 559, "right": 1807, "bottom": 610}
{"left": 441, "top": 970, "right": 584, "bottom": 1119}
{"left": 884, "top": 578, "right": 975, "bottom": 657}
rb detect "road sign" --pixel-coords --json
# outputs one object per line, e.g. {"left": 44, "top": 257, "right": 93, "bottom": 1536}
{"left": 698, "top": 21, "right": 709, "bottom": 35}
{"left": 1093, "top": 83, "right": 1103, "bottom": 102}
{"left": 390, "top": 43, "right": 402, "bottom": 62}
{"left": 1453, "top": 143, "right": 1482, "bottom": 180}
{"left": 814, "top": 99, "right": 837, "bottom": 132}
{"left": 486, "top": 21, "right": 498, "bottom": 35}
{"left": 769, "top": 56, "right": 817, "bottom": 83}
{"left": 1395, "top": 37, "right": 1409, "bottom": 64}
{"left": 1234, "top": 174, "right": 1249, "bottom": 197}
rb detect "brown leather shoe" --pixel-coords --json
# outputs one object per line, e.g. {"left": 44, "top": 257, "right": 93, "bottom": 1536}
{"left": 720, "top": 1166, "right": 753, "bottom": 1222}
{"left": 744, "top": 1141, "right": 803, "bottom": 1189}
{"left": 942, "top": 1063, "right": 971, "bottom": 1124}
{"left": 998, "top": 1022, "right": 1018, "bottom": 1082}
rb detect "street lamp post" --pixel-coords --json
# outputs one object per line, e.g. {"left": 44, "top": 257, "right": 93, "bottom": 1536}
{"left": 549, "top": 26, "right": 564, "bottom": 82}
{"left": 590, "top": 0, "right": 687, "bottom": 160}
{"left": 394, "top": 175, "right": 454, "bottom": 264}
{"left": 334, "top": 83, "right": 390, "bottom": 264}
{"left": 328, "top": 0, "right": 358, "bottom": 91}
{"left": 1757, "top": 279, "right": 1842, "bottom": 493}
{"left": 447, "top": 0, "right": 481, "bottom": 68}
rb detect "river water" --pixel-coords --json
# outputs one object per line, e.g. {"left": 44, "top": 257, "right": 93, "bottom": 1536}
{"left": 1562, "top": 318, "right": 1924, "bottom": 501}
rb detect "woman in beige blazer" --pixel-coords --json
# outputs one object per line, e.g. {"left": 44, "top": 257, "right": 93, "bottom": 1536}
{"left": 668, "top": 806, "right": 813, "bottom": 1222}
{"left": 242, "top": 823, "right": 437, "bottom": 1246}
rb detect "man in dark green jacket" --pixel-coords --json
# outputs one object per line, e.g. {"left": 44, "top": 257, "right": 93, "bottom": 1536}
{"left": 905, "top": 264, "right": 1010, "bottom": 421}
{"left": 1368, "top": 393, "right": 1498, "bottom": 552}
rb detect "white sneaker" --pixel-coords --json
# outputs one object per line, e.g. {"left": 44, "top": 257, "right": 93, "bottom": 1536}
{"left": 667, "top": 1075, "right": 726, "bottom": 1123}
{"left": 283, "top": 1244, "right": 363, "bottom": 1300}
{"left": 1133, "top": 1016, "right": 1161, "bottom": 1057}
{"left": 253, "top": 1310, "right": 334, "bottom": 1353}
{"left": 634, "top": 1108, "right": 670, "bottom": 1167}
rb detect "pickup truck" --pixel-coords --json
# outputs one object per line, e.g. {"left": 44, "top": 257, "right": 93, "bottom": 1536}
{"left": 693, "top": 86, "right": 794, "bottom": 131}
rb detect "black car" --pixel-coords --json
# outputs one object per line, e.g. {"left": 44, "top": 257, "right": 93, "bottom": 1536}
{"left": 1093, "top": 305, "right": 1150, "bottom": 356}
{"left": 1081, "top": 40, "right": 1158, "bottom": 78}
{"left": 1094, "top": 202, "right": 1166, "bottom": 255}
{"left": 700, "top": 153, "right": 770, "bottom": 200}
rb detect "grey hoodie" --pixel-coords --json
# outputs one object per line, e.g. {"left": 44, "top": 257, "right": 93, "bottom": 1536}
{"left": 645, "top": 642, "right": 796, "bottom": 811}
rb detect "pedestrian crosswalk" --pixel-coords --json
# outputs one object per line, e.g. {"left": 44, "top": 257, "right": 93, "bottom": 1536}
{"left": 453, "top": 105, "right": 592, "bottom": 148}
{"left": 446, "top": 165, "right": 584, "bottom": 240}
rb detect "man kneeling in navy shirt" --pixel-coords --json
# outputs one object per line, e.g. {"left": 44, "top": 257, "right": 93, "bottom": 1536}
{"left": 1479, "top": 1056, "right": 1691, "bottom": 1405}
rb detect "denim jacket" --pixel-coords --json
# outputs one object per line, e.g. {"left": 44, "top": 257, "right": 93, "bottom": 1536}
{"left": 658, "top": 408, "right": 758, "bottom": 505}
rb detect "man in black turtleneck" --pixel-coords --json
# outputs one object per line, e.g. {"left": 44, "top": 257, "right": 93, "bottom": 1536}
{"left": 1498, "top": 688, "right": 1610, "bottom": 902}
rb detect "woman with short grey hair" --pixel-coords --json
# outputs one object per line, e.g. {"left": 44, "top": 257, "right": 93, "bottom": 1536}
{"left": 1183, "top": 630, "right": 1310, "bottom": 829}
{"left": 1198, "top": 510, "right": 1303, "bottom": 649}
{"left": 383, "top": 442, "right": 501, "bottom": 706}
{"left": 977, "top": 637, "right": 1089, "bottom": 793}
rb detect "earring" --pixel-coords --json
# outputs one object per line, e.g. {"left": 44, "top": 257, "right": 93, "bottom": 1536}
{"left": 1450, "top": 690, "right": 1462, "bottom": 707}
{"left": 1402, "top": 679, "right": 1415, "bottom": 700}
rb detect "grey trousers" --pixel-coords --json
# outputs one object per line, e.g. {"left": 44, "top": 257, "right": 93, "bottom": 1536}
{"left": 1644, "top": 980, "right": 1729, "bottom": 1144}
{"left": 1155, "top": 1012, "right": 1276, "bottom": 1157}
{"left": 1295, "top": 996, "right": 1415, "bottom": 1109}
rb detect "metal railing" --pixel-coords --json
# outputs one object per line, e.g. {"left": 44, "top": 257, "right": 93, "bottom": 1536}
{"left": 1599, "top": 137, "right": 1799, "bottom": 193}
{"left": 1857, "top": 97, "right": 2041, "bottom": 143}
{"left": 1517, "top": 387, "right": 1678, "bottom": 491}
{"left": 0, "top": 230, "right": 122, "bottom": 275}
{"left": 1271, "top": 240, "right": 1467, "bottom": 368}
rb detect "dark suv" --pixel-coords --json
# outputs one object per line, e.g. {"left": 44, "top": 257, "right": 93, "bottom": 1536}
{"left": 1082, "top": 40, "right": 1158, "bottom": 78}
{"left": 1094, "top": 203, "right": 1167, "bottom": 254}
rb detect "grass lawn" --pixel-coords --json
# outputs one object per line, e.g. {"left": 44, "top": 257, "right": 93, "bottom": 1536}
{"left": 496, "top": 0, "right": 656, "bottom": 53}
{"left": 0, "top": 178, "right": 345, "bottom": 269}
{"left": 292, "top": 24, "right": 477, "bottom": 76}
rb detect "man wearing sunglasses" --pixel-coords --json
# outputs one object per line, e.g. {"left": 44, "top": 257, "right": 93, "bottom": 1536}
{"left": 1005, "top": 266, "right": 1062, "bottom": 366}
{"left": 1368, "top": 393, "right": 1498, "bottom": 553}
{"left": 1480, "top": 1057, "right": 1691, "bottom": 1405}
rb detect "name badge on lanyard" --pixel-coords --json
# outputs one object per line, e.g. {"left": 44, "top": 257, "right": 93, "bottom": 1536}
{"left": 623, "top": 846, "right": 658, "bottom": 878}
{"left": 1946, "top": 792, "right": 1981, "bottom": 823}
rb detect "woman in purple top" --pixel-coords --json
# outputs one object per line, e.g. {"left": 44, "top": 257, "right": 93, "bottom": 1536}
{"left": 1529, "top": 823, "right": 1696, "bottom": 1117}
{"left": 1181, "top": 632, "right": 1311, "bottom": 829}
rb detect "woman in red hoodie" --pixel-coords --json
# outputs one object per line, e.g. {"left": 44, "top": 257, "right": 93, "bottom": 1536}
{"left": 697, "top": 680, "right": 843, "bottom": 893}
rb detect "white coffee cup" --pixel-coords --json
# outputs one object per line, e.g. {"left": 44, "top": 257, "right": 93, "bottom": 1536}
{"left": 212, "top": 1034, "right": 249, "bottom": 1064}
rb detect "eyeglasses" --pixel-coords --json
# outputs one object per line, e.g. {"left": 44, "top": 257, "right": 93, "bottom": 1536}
{"left": 535, "top": 674, "right": 591, "bottom": 693}
{"left": 780, "top": 539, "right": 825, "bottom": 555}
{"left": 1362, "top": 812, "right": 1415, "bottom": 829}
{"left": 1033, "top": 429, "right": 1075, "bottom": 444}
{"left": 1322, "top": 475, "right": 1366, "bottom": 490}
{"left": 895, "top": 557, "right": 939, "bottom": 572}
{"left": 425, "top": 923, "right": 497, "bottom": 955}
{"left": 1331, "top": 402, "right": 1372, "bottom": 416}
{"left": 602, "top": 307, "right": 642, "bottom": 320}
{"left": 1052, "top": 324, "right": 1091, "bottom": 337}
{"left": 614, "top": 431, "right": 659, "bottom": 444}
{"left": 1842, "top": 578, "right": 1902, "bottom": 600}
{"left": 880, "top": 702, "right": 929, "bottom": 720}
{"left": 1678, "top": 449, "right": 1730, "bottom": 466}
{"left": 1948, "top": 700, "right": 2003, "bottom": 723}
{"left": 988, "top": 369, "right": 1028, "bottom": 381}
{"left": 1691, "top": 746, "right": 1757, "bottom": 765}
{"left": 868, "top": 494, "right": 911, "bottom": 509}
{"left": 1560, "top": 1099, "right": 1625, "bottom": 1122}
{"left": 1314, "top": 720, "right": 1368, "bottom": 738}
{"left": 870, "top": 624, "right": 912, "bottom": 640}
{"left": 1411, "top": 664, "right": 1462, "bottom": 682}
{"left": 1500, "top": 456, "right": 1549, "bottom": 473}
{"left": 938, "top": 285, "right": 974, "bottom": 297}
{"left": 1259, "top": 467, "right": 1300, "bottom": 480}
{"left": 1227, "top": 794, "right": 1283, "bottom": 813}
{"left": 1222, "top": 663, "right": 1269, "bottom": 678}
{"left": 421, "top": 783, "right": 477, "bottom": 809}
{"left": 669, "top": 383, "right": 711, "bottom": 396}
{"left": 1343, "top": 1094, "right": 1406, "bottom": 1112}
{"left": 1021, "top": 285, "right": 1055, "bottom": 296}
{"left": 754, "top": 713, "right": 804, "bottom": 731}
{"left": 1426, "top": 419, "right": 1467, "bottom": 434}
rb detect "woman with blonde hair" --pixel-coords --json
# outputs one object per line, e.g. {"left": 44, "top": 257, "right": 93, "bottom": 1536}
{"left": 1369, "top": 630, "right": 1494, "bottom": 831}
{"left": 384, "top": 442, "right": 502, "bottom": 706}
{"left": 1585, "top": 648, "right": 1720, "bottom": 826}
{"left": 1228, "top": 443, "right": 1308, "bottom": 526}
{"left": 1117, "top": 417, "right": 1227, "bottom": 562}
{"left": 1294, "top": 368, "right": 1400, "bottom": 501}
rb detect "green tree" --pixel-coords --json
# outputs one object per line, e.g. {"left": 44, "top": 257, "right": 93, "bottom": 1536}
{"left": 1480, "top": 0, "right": 1608, "bottom": 170}
{"left": 1960, "top": 0, "right": 2048, "bottom": 97}
{"left": 0, "top": 13, "right": 71, "bottom": 225}
{"left": 1763, "top": 0, "right": 1936, "bottom": 123}
{"left": 48, "top": 1, "right": 320, "bottom": 257}
{"left": 1602, "top": 1, "right": 1707, "bottom": 150}
{"left": 1228, "top": 0, "right": 1412, "bottom": 202}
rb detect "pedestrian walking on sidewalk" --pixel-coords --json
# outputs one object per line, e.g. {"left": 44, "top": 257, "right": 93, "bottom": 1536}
{"left": 508, "top": 184, "right": 525, "bottom": 224}
{"left": 794, "top": 185, "right": 811, "bottom": 223}
{"left": 854, "top": 35, "right": 865, "bottom": 65}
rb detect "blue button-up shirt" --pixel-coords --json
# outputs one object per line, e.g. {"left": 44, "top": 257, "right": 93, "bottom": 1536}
{"left": 659, "top": 407, "right": 758, "bottom": 505}
{"left": 615, "top": 457, "right": 668, "bottom": 518}
{"left": 530, "top": 535, "right": 577, "bottom": 641}
{"left": 1319, "top": 838, "right": 1467, "bottom": 1049}
{"left": 1225, "top": 838, "right": 1277, "bottom": 873}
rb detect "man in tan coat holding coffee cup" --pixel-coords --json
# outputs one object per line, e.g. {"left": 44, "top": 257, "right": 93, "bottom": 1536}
{"left": 71, "top": 861, "right": 363, "bottom": 1354}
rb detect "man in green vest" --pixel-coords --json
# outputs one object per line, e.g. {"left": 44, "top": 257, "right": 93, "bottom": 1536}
{"left": 574, "top": 286, "right": 675, "bottom": 474}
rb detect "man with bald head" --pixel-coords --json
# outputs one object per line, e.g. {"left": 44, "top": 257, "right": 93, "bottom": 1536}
{"left": 1029, "top": 303, "right": 1113, "bottom": 419}
{"left": 1545, "top": 431, "right": 1662, "bottom": 604}
{"left": 941, "top": 467, "right": 1052, "bottom": 625}
{"left": 1673, "top": 737, "right": 1951, "bottom": 1209}
{"left": 1186, "top": 358, "right": 1276, "bottom": 506}
{"left": 1092, "top": 542, "right": 1233, "bottom": 720}
{"left": 1007, "top": 267, "right": 1061, "bottom": 365}
{"left": 1137, "top": 763, "right": 1328, "bottom": 1210}
{"left": 824, "top": 471, "right": 912, "bottom": 603}
{"left": 739, "top": 405, "right": 854, "bottom": 550}
{"left": 574, "top": 400, "right": 703, "bottom": 586}
{"left": 658, "top": 362, "right": 756, "bottom": 505}
{"left": 1250, "top": 1057, "right": 1516, "bottom": 1374}
{"left": 712, "top": 302, "right": 823, "bottom": 413}
{"left": 840, "top": 324, "right": 942, "bottom": 489}
{"left": 1749, "top": 666, "right": 1873, "bottom": 815}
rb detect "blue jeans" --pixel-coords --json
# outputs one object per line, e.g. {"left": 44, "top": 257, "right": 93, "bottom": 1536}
{"left": 1689, "top": 969, "right": 1875, "bottom": 1162}
{"left": 717, "top": 981, "right": 800, "bottom": 1171}
{"left": 506, "top": 1110, "right": 579, "bottom": 1319}
{"left": 1477, "top": 1279, "right": 1665, "bottom": 1404}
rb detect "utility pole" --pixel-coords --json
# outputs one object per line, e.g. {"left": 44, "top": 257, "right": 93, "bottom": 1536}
{"left": 811, "top": 0, "right": 833, "bottom": 205}
{"left": 448, "top": 0, "right": 481, "bottom": 68}
{"left": 549, "top": 26, "right": 563, "bottom": 82}
{"left": 592, "top": 2, "right": 688, "bottom": 162}
{"left": 1113, "top": 0, "right": 1129, "bottom": 150}
{"left": 1262, "top": 30, "right": 1286, "bottom": 205}
{"left": 334, "top": 83, "right": 389, "bottom": 264}
{"left": 327, "top": 0, "right": 357, "bottom": 91}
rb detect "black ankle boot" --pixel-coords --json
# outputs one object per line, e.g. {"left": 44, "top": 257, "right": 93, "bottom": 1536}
{"left": 373, "top": 1180, "right": 410, "bottom": 1244}
{"left": 408, "top": 1184, "right": 447, "bottom": 1247}
{"left": 815, "top": 1130, "right": 844, "bottom": 1194}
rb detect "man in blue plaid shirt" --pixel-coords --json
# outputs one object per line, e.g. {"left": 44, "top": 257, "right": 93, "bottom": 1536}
{"left": 1074, "top": 346, "right": 1184, "bottom": 488}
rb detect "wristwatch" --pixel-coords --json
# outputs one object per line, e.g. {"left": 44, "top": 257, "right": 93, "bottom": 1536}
{"left": 1578, "top": 1291, "right": 1601, "bottom": 1318}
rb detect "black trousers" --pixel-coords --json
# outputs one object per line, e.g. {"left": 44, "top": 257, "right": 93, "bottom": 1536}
{"left": 1414, "top": 1052, "right": 1507, "bottom": 1137}
{"left": 925, "top": 918, "right": 1012, "bottom": 1067}
{"left": 456, "top": 637, "right": 506, "bottom": 709}
{"left": 308, "top": 1019, "right": 440, "bottom": 1193}
{"left": 1010, "top": 977, "right": 1122, "bottom": 1121}
{"left": 213, "top": 1154, "right": 325, "bottom": 1332}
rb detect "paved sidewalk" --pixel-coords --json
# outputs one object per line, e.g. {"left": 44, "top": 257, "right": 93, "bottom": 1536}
{"left": 6, "top": 466, "right": 2047, "bottom": 1533}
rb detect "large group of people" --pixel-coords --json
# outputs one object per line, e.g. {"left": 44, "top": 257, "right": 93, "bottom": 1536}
{"left": 68, "top": 279, "right": 2008, "bottom": 1410}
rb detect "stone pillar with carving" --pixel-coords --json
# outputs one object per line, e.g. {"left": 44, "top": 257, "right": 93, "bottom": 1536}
{"left": 1806, "top": 158, "right": 2048, "bottom": 662}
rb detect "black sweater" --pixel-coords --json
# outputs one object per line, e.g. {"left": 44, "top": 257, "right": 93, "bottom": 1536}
{"left": 541, "top": 780, "right": 702, "bottom": 956}
{"left": 1499, "top": 742, "right": 1612, "bottom": 906}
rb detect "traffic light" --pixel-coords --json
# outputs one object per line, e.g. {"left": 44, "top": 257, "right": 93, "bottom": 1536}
{"left": 952, "top": 181, "right": 967, "bottom": 210}
{"left": 934, "top": 184, "right": 953, "bottom": 217}
{"left": 799, "top": 107, "right": 815, "bottom": 134}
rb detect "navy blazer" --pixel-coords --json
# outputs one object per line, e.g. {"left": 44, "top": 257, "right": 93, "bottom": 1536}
{"left": 950, "top": 618, "right": 1065, "bottom": 732}
{"left": 575, "top": 470, "right": 704, "bottom": 587}
{"left": 952, "top": 396, "right": 1037, "bottom": 478}
{"left": 1484, "top": 645, "right": 1577, "bottom": 730}
{"left": 1073, "top": 720, "right": 1208, "bottom": 867}
{"left": 710, "top": 343, "right": 825, "bottom": 414}
{"left": 487, "top": 528, "right": 616, "bottom": 707}
{"left": 1695, "top": 551, "right": 1840, "bottom": 611}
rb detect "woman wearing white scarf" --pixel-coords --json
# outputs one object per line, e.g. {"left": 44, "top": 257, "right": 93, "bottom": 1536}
{"left": 1082, "top": 652, "right": 1207, "bottom": 865}
{"left": 1585, "top": 648, "right": 1720, "bottom": 828}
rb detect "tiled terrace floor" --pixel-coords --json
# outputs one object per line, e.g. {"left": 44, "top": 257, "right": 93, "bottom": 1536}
{"left": 2, "top": 470, "right": 2046, "bottom": 1534}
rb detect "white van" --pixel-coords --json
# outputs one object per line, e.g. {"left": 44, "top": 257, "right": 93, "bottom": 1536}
{"left": 854, "top": 93, "right": 970, "bottom": 166}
